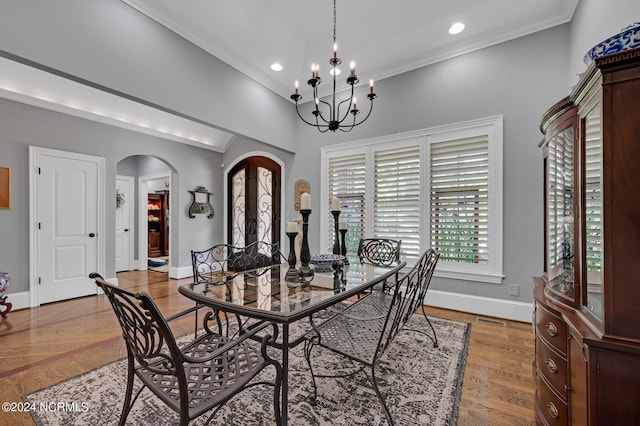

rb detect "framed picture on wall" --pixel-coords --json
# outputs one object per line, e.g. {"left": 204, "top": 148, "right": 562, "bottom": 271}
{"left": 0, "top": 167, "right": 10, "bottom": 209}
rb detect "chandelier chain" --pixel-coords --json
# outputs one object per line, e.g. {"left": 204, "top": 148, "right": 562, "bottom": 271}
{"left": 333, "top": 0, "right": 337, "bottom": 43}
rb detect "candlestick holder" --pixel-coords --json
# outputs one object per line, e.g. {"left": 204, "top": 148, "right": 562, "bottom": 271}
{"left": 331, "top": 210, "right": 341, "bottom": 255}
{"left": 299, "top": 209, "right": 314, "bottom": 278}
{"left": 285, "top": 232, "right": 300, "bottom": 282}
{"left": 340, "top": 228, "right": 349, "bottom": 265}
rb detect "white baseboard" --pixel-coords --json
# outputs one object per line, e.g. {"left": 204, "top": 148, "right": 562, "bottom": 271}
{"left": 171, "top": 265, "right": 193, "bottom": 280}
{"left": 7, "top": 276, "right": 118, "bottom": 309}
{"left": 3, "top": 291, "right": 30, "bottom": 311}
{"left": 426, "top": 289, "right": 533, "bottom": 323}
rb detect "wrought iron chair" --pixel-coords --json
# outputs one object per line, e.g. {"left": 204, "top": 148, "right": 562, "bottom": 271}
{"left": 89, "top": 273, "right": 282, "bottom": 426}
{"left": 357, "top": 238, "right": 402, "bottom": 267}
{"left": 190, "top": 240, "right": 286, "bottom": 336}
{"left": 303, "top": 249, "right": 439, "bottom": 425}
{"left": 357, "top": 237, "right": 402, "bottom": 294}
{"left": 191, "top": 241, "right": 285, "bottom": 285}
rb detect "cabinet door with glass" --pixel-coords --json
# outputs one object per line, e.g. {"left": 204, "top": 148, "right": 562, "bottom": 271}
{"left": 581, "top": 97, "right": 603, "bottom": 325}
{"left": 542, "top": 102, "right": 579, "bottom": 307}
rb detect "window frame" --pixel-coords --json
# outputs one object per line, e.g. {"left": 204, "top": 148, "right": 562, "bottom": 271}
{"left": 321, "top": 115, "right": 503, "bottom": 284}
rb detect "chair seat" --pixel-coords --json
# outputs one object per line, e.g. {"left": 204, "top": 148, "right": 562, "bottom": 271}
{"left": 311, "top": 293, "right": 394, "bottom": 365}
{"left": 136, "top": 331, "right": 266, "bottom": 419}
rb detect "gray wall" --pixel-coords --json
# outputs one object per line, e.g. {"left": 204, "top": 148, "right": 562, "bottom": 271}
{"left": 0, "top": 98, "right": 224, "bottom": 293}
{"left": 288, "top": 25, "right": 572, "bottom": 304}
{"left": 0, "top": 0, "right": 296, "bottom": 151}
{"left": 568, "top": 0, "right": 640, "bottom": 88}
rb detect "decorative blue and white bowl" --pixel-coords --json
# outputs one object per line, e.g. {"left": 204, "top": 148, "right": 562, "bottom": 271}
{"left": 584, "top": 22, "right": 640, "bottom": 65}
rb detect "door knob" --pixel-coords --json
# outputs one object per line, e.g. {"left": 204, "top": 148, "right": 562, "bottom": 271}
{"left": 89, "top": 233, "right": 96, "bottom": 237}
{"left": 124, "top": 229, "right": 129, "bottom": 232}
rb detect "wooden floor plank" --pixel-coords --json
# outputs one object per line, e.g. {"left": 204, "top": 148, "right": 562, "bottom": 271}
{"left": 0, "top": 271, "right": 535, "bottom": 425}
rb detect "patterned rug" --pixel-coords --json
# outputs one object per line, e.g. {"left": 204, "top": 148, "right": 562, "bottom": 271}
{"left": 25, "top": 314, "right": 470, "bottom": 426}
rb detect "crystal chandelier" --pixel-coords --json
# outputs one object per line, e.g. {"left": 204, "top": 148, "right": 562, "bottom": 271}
{"left": 290, "top": 0, "right": 377, "bottom": 133}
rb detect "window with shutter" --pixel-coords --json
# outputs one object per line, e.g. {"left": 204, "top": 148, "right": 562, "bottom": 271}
{"left": 321, "top": 116, "right": 503, "bottom": 283}
{"left": 429, "top": 135, "right": 489, "bottom": 264}
{"left": 374, "top": 145, "right": 421, "bottom": 261}
{"left": 327, "top": 152, "right": 366, "bottom": 256}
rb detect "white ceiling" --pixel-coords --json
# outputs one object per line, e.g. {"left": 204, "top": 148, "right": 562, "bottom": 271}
{"left": 123, "top": 0, "right": 579, "bottom": 100}
{"left": 0, "top": 1, "right": 579, "bottom": 152}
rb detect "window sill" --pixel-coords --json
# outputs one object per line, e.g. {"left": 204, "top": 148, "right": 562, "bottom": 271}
{"left": 432, "top": 269, "right": 504, "bottom": 284}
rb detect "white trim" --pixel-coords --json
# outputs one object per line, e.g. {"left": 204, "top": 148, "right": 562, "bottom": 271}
{"left": 426, "top": 289, "right": 533, "bottom": 323}
{"left": 322, "top": 116, "right": 504, "bottom": 154}
{"left": 2, "top": 291, "right": 30, "bottom": 312}
{"left": 172, "top": 265, "right": 193, "bottom": 280}
{"left": 9, "top": 275, "right": 117, "bottom": 311}
{"left": 223, "top": 151, "right": 286, "bottom": 250}
{"left": 29, "top": 146, "right": 106, "bottom": 307}
{"left": 116, "top": 175, "right": 135, "bottom": 272}
{"left": 434, "top": 270, "right": 504, "bottom": 284}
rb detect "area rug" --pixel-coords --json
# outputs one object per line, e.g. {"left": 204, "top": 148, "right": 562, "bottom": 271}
{"left": 25, "top": 314, "right": 470, "bottom": 426}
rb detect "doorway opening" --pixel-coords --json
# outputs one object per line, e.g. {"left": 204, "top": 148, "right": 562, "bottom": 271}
{"left": 116, "top": 155, "right": 173, "bottom": 277}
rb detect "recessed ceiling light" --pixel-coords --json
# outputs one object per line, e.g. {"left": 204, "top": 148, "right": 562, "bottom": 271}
{"left": 271, "top": 63, "right": 283, "bottom": 72}
{"left": 329, "top": 68, "right": 341, "bottom": 76}
{"left": 448, "top": 22, "right": 465, "bottom": 35}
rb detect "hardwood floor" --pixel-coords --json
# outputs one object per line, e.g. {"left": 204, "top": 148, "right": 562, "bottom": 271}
{"left": 0, "top": 271, "right": 535, "bottom": 425}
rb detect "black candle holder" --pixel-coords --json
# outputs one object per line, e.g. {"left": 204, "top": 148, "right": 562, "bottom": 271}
{"left": 340, "top": 228, "right": 349, "bottom": 265}
{"left": 331, "top": 210, "right": 341, "bottom": 255}
{"left": 299, "top": 209, "right": 314, "bottom": 278}
{"left": 285, "top": 231, "right": 300, "bottom": 282}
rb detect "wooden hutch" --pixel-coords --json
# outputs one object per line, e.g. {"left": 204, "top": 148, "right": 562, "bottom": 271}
{"left": 534, "top": 47, "right": 640, "bottom": 425}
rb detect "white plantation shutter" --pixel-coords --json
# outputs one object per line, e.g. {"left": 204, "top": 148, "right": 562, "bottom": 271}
{"left": 430, "top": 135, "right": 489, "bottom": 264}
{"left": 327, "top": 153, "right": 366, "bottom": 254}
{"left": 547, "top": 128, "right": 574, "bottom": 274}
{"left": 374, "top": 145, "right": 421, "bottom": 261}
{"left": 584, "top": 109, "right": 602, "bottom": 274}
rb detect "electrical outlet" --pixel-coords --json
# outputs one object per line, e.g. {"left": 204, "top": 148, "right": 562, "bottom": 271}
{"left": 510, "top": 284, "right": 520, "bottom": 297}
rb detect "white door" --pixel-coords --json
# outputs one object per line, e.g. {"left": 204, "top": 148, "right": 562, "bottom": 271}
{"left": 115, "top": 176, "right": 134, "bottom": 272}
{"left": 36, "top": 150, "right": 102, "bottom": 304}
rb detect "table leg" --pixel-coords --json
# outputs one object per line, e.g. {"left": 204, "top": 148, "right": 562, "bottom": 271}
{"left": 281, "top": 323, "right": 289, "bottom": 425}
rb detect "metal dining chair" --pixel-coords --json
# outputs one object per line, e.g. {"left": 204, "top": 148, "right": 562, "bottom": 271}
{"left": 304, "top": 249, "right": 440, "bottom": 425}
{"left": 90, "top": 273, "right": 282, "bottom": 426}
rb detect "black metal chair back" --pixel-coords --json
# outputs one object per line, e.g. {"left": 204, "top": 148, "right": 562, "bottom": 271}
{"left": 191, "top": 241, "right": 284, "bottom": 284}
{"left": 357, "top": 238, "right": 402, "bottom": 267}
{"left": 375, "top": 249, "right": 439, "bottom": 361}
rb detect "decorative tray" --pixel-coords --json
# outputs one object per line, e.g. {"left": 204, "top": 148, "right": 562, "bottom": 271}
{"left": 310, "top": 254, "right": 345, "bottom": 273}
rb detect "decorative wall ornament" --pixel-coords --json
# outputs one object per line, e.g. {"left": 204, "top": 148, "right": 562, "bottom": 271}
{"left": 188, "top": 186, "right": 214, "bottom": 219}
{"left": 294, "top": 179, "right": 310, "bottom": 211}
{"left": 115, "top": 189, "right": 125, "bottom": 209}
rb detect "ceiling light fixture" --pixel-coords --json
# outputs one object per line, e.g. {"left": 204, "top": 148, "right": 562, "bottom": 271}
{"left": 449, "top": 22, "right": 465, "bottom": 35}
{"left": 271, "top": 63, "right": 283, "bottom": 71}
{"left": 290, "top": 0, "right": 376, "bottom": 133}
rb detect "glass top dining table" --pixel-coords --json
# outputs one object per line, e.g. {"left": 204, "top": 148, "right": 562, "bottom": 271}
{"left": 178, "top": 258, "right": 405, "bottom": 425}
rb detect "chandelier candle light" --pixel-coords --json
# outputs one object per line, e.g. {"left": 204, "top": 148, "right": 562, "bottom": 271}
{"left": 290, "top": 0, "right": 377, "bottom": 132}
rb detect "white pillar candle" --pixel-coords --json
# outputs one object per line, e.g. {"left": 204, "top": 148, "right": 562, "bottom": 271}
{"left": 331, "top": 196, "right": 340, "bottom": 211}
{"left": 301, "top": 192, "right": 311, "bottom": 210}
{"left": 339, "top": 220, "right": 347, "bottom": 230}
{"left": 287, "top": 221, "right": 297, "bottom": 233}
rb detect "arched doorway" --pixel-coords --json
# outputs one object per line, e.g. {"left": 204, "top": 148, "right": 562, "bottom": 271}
{"left": 227, "top": 156, "right": 281, "bottom": 250}
{"left": 116, "top": 155, "right": 174, "bottom": 275}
